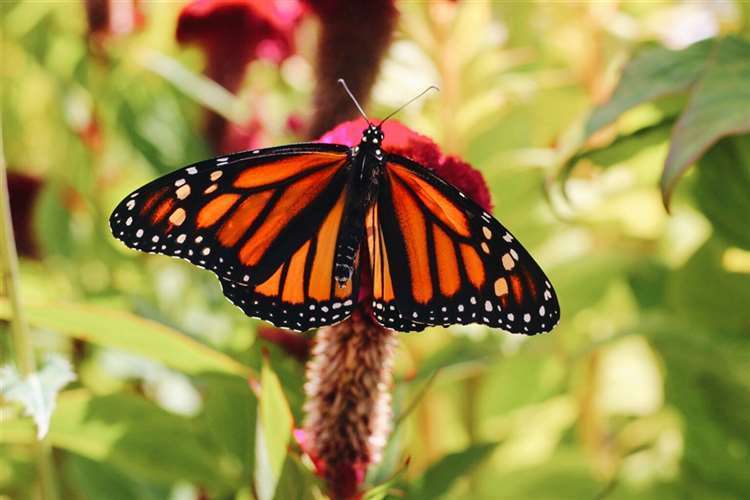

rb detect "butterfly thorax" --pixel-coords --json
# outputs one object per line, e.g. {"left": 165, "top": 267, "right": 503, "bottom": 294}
{"left": 333, "top": 124, "right": 386, "bottom": 286}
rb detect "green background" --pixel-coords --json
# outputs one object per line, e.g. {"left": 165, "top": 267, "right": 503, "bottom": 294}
{"left": 2, "top": 1, "right": 750, "bottom": 499}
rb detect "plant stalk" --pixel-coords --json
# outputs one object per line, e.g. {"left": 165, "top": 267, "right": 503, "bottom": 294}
{"left": 0, "top": 130, "right": 34, "bottom": 375}
{"left": 0, "top": 122, "right": 60, "bottom": 500}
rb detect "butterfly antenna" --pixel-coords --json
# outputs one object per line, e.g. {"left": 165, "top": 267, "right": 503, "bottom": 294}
{"left": 379, "top": 85, "right": 440, "bottom": 126}
{"left": 338, "top": 78, "right": 370, "bottom": 124}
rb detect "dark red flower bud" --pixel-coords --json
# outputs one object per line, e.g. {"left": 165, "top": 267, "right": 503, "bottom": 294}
{"left": 258, "top": 326, "right": 311, "bottom": 363}
{"left": 6, "top": 172, "right": 43, "bottom": 259}
{"left": 85, "top": 0, "right": 145, "bottom": 40}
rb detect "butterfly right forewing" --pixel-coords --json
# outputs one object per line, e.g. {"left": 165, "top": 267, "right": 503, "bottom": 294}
{"left": 369, "top": 154, "right": 560, "bottom": 334}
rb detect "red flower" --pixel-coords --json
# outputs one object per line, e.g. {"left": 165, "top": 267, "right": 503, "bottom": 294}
{"left": 7, "top": 172, "right": 43, "bottom": 259}
{"left": 176, "top": 0, "right": 304, "bottom": 152}
{"left": 176, "top": 0, "right": 303, "bottom": 91}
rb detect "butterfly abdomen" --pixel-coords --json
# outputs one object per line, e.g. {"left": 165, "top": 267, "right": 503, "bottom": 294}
{"left": 334, "top": 145, "right": 382, "bottom": 286}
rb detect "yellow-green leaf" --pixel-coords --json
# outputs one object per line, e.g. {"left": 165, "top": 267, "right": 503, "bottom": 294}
{"left": 254, "top": 357, "right": 294, "bottom": 500}
{"left": 0, "top": 300, "right": 252, "bottom": 379}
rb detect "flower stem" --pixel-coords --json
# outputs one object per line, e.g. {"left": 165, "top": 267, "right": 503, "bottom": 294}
{"left": 0, "top": 131, "right": 34, "bottom": 376}
{"left": 0, "top": 123, "right": 60, "bottom": 500}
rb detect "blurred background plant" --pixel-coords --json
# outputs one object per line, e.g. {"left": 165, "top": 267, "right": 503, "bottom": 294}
{"left": 2, "top": 1, "right": 750, "bottom": 499}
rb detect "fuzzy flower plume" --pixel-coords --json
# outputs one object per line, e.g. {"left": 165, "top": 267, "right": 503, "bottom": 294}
{"left": 302, "top": 311, "right": 395, "bottom": 500}
{"left": 306, "top": 0, "right": 398, "bottom": 138}
{"left": 298, "top": 119, "right": 492, "bottom": 499}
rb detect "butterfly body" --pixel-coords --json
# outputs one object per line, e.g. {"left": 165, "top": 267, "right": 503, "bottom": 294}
{"left": 333, "top": 125, "right": 386, "bottom": 285}
{"left": 110, "top": 122, "right": 560, "bottom": 334}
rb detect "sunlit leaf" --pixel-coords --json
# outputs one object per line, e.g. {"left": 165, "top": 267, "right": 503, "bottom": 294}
{"left": 585, "top": 40, "right": 712, "bottom": 135}
{"left": 271, "top": 455, "right": 322, "bottom": 500}
{"left": 201, "top": 373, "right": 257, "bottom": 483}
{"left": 0, "top": 389, "right": 231, "bottom": 490}
{"left": 661, "top": 37, "right": 750, "bottom": 205}
{"left": 255, "top": 357, "right": 294, "bottom": 500}
{"left": 0, "top": 300, "right": 253, "bottom": 379}
{"left": 580, "top": 36, "right": 750, "bottom": 207}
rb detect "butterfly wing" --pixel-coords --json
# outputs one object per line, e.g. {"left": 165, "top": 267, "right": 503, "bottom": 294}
{"left": 110, "top": 143, "right": 358, "bottom": 331}
{"left": 368, "top": 154, "right": 560, "bottom": 334}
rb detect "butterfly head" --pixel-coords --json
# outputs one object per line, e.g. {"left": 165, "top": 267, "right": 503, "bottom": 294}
{"left": 356, "top": 124, "right": 385, "bottom": 160}
{"left": 361, "top": 124, "right": 384, "bottom": 145}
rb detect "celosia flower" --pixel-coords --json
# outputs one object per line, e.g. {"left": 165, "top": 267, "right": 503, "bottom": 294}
{"left": 319, "top": 118, "right": 492, "bottom": 212}
{"left": 301, "top": 118, "right": 492, "bottom": 499}
{"left": 176, "top": 0, "right": 304, "bottom": 151}
{"left": 305, "top": 0, "right": 398, "bottom": 137}
{"left": 176, "top": 0, "right": 303, "bottom": 91}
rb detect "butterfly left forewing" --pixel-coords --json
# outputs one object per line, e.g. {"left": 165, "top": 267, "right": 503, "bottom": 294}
{"left": 110, "top": 143, "right": 359, "bottom": 331}
{"left": 370, "top": 155, "right": 560, "bottom": 334}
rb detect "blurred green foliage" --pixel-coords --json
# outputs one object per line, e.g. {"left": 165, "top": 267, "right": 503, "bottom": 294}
{"left": 2, "top": 1, "right": 750, "bottom": 499}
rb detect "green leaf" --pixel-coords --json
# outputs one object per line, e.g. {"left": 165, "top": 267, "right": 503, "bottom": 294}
{"left": 580, "top": 36, "right": 750, "bottom": 208}
{"left": 648, "top": 323, "right": 750, "bottom": 499}
{"left": 473, "top": 449, "right": 599, "bottom": 500}
{"left": 585, "top": 40, "right": 712, "bottom": 135}
{"left": 272, "top": 455, "right": 322, "bottom": 500}
{"left": 559, "top": 117, "right": 674, "bottom": 201}
{"left": 0, "top": 354, "right": 76, "bottom": 438}
{"left": 693, "top": 136, "right": 750, "bottom": 250}
{"left": 63, "top": 454, "right": 166, "bottom": 500}
{"left": 0, "top": 300, "right": 253, "bottom": 379}
{"left": 408, "top": 442, "right": 499, "bottom": 500}
{"left": 0, "top": 390, "right": 231, "bottom": 490}
{"left": 201, "top": 373, "right": 257, "bottom": 483}
{"left": 255, "top": 357, "right": 294, "bottom": 500}
{"left": 363, "top": 459, "right": 408, "bottom": 500}
{"left": 661, "top": 37, "right": 750, "bottom": 205}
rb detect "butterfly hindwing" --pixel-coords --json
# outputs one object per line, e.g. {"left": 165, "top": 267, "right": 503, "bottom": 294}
{"left": 110, "top": 143, "right": 358, "bottom": 331}
{"left": 369, "top": 154, "right": 560, "bottom": 334}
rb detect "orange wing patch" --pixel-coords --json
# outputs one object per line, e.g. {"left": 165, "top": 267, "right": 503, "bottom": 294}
{"left": 217, "top": 191, "right": 273, "bottom": 247}
{"left": 460, "top": 244, "right": 485, "bottom": 289}
{"left": 308, "top": 190, "right": 346, "bottom": 301}
{"left": 366, "top": 204, "right": 396, "bottom": 302}
{"left": 239, "top": 165, "right": 340, "bottom": 266}
{"left": 140, "top": 187, "right": 168, "bottom": 216}
{"left": 197, "top": 194, "right": 240, "bottom": 228}
{"left": 152, "top": 198, "right": 175, "bottom": 224}
{"left": 389, "top": 171, "right": 433, "bottom": 303}
{"left": 281, "top": 241, "right": 310, "bottom": 304}
{"left": 234, "top": 153, "right": 344, "bottom": 188}
{"left": 255, "top": 264, "right": 284, "bottom": 297}
{"left": 389, "top": 163, "right": 470, "bottom": 237}
{"left": 433, "top": 225, "right": 461, "bottom": 296}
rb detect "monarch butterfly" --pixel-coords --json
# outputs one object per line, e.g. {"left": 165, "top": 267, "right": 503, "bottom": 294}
{"left": 110, "top": 81, "right": 559, "bottom": 334}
